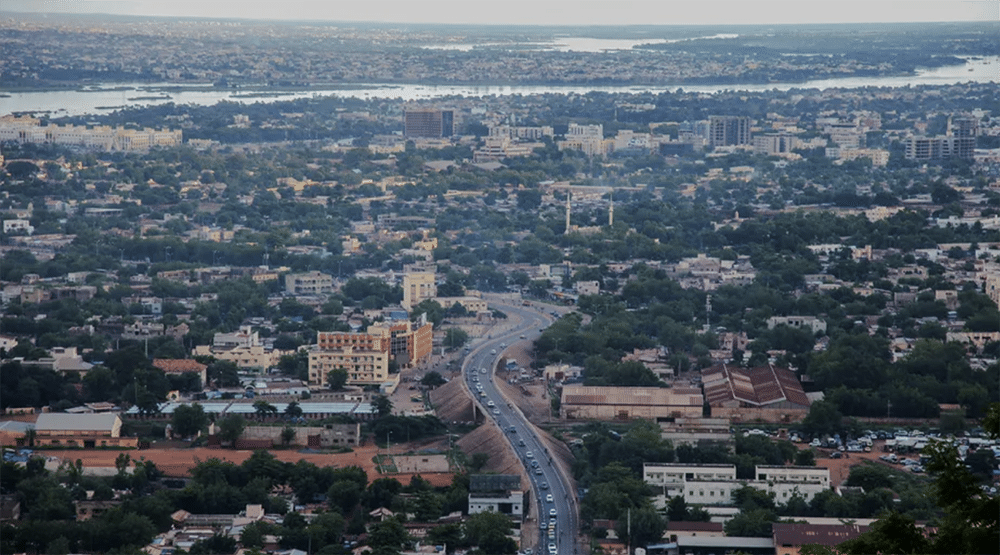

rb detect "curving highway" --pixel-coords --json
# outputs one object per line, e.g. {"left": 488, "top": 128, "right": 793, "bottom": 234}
{"left": 461, "top": 298, "right": 578, "bottom": 555}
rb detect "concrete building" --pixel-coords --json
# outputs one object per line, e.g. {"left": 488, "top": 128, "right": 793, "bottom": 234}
{"left": 285, "top": 271, "right": 334, "bottom": 296}
{"left": 468, "top": 474, "right": 524, "bottom": 520}
{"left": 404, "top": 108, "right": 455, "bottom": 138}
{"left": 0, "top": 115, "right": 181, "bottom": 151}
{"left": 766, "top": 316, "right": 827, "bottom": 335}
{"left": 33, "top": 413, "right": 137, "bottom": 448}
{"left": 434, "top": 296, "right": 489, "bottom": 314}
{"left": 753, "top": 133, "right": 796, "bottom": 156}
{"left": 643, "top": 463, "right": 830, "bottom": 508}
{"left": 659, "top": 417, "right": 734, "bottom": 450}
{"left": 558, "top": 123, "right": 608, "bottom": 157}
{"left": 403, "top": 272, "right": 437, "bottom": 309}
{"left": 560, "top": 385, "right": 704, "bottom": 421}
{"left": 905, "top": 136, "right": 976, "bottom": 160}
{"left": 308, "top": 320, "right": 432, "bottom": 387}
{"left": 708, "top": 116, "right": 751, "bottom": 147}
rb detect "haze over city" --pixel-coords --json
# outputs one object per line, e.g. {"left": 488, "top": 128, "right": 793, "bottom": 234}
{"left": 4, "top": 0, "right": 997, "bottom": 25}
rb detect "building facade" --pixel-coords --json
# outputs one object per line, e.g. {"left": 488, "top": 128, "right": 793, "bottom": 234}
{"left": 708, "top": 116, "right": 751, "bottom": 147}
{"left": 404, "top": 108, "right": 455, "bottom": 138}
{"left": 644, "top": 463, "right": 830, "bottom": 508}
{"left": 285, "top": 271, "right": 334, "bottom": 295}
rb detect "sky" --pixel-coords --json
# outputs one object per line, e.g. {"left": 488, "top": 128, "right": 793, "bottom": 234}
{"left": 6, "top": 0, "right": 998, "bottom": 25}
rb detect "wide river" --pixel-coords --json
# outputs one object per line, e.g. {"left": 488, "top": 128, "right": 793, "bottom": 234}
{"left": 1, "top": 55, "right": 997, "bottom": 118}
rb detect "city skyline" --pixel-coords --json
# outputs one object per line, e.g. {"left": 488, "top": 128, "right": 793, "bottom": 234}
{"left": 4, "top": 0, "right": 997, "bottom": 26}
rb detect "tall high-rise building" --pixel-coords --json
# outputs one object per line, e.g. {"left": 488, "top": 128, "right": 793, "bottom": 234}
{"left": 404, "top": 108, "right": 455, "bottom": 138}
{"left": 948, "top": 115, "right": 979, "bottom": 138}
{"left": 708, "top": 116, "right": 751, "bottom": 147}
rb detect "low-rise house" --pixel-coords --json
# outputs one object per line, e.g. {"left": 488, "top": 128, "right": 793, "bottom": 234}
{"left": 468, "top": 474, "right": 524, "bottom": 521}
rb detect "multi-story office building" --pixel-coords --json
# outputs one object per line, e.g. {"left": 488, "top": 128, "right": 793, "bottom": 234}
{"left": 906, "top": 114, "right": 978, "bottom": 160}
{"left": 753, "top": 133, "right": 796, "bottom": 156}
{"left": 308, "top": 319, "right": 433, "bottom": 387}
{"left": 905, "top": 136, "right": 976, "bottom": 160}
{"left": 285, "top": 271, "right": 335, "bottom": 295}
{"left": 708, "top": 116, "right": 751, "bottom": 147}
{"left": 402, "top": 272, "right": 437, "bottom": 309}
{"left": 404, "top": 108, "right": 455, "bottom": 138}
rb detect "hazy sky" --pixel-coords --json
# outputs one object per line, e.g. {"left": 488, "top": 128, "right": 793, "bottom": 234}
{"left": 8, "top": 0, "right": 998, "bottom": 25}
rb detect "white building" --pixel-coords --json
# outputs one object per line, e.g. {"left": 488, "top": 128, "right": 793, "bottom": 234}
{"left": 643, "top": 463, "right": 830, "bottom": 508}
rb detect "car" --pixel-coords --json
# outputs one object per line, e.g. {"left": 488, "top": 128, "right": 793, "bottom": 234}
{"left": 540, "top": 482, "right": 548, "bottom": 489}
{"left": 487, "top": 400, "right": 495, "bottom": 407}
{"left": 509, "top": 426, "right": 517, "bottom": 433}
{"left": 525, "top": 451, "right": 534, "bottom": 458}
{"left": 548, "top": 543, "right": 557, "bottom": 554}
{"left": 492, "top": 409, "right": 500, "bottom": 415}
{"left": 548, "top": 528, "right": 555, "bottom": 539}
{"left": 531, "top": 460, "right": 539, "bottom": 467}
{"left": 520, "top": 335, "right": 526, "bottom": 339}
{"left": 549, "top": 508, "right": 557, "bottom": 517}
{"left": 830, "top": 451, "right": 842, "bottom": 459}
{"left": 546, "top": 494, "right": 554, "bottom": 503}
{"left": 540, "top": 520, "right": 548, "bottom": 530}
{"left": 480, "top": 368, "right": 487, "bottom": 374}
{"left": 535, "top": 467, "right": 543, "bottom": 475}
{"left": 518, "top": 439, "right": 526, "bottom": 446}
{"left": 810, "top": 439, "right": 821, "bottom": 447}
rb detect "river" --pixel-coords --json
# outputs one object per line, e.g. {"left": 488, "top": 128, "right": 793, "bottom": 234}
{"left": 1, "top": 55, "right": 997, "bottom": 118}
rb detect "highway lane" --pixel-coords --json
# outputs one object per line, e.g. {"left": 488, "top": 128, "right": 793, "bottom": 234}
{"left": 461, "top": 299, "right": 578, "bottom": 555}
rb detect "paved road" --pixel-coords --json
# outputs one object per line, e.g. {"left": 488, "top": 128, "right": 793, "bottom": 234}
{"left": 461, "top": 299, "right": 578, "bottom": 555}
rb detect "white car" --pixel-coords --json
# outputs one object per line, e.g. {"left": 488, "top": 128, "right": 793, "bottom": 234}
{"left": 549, "top": 508, "right": 557, "bottom": 516}
{"left": 525, "top": 451, "right": 534, "bottom": 458}
{"left": 548, "top": 543, "right": 557, "bottom": 554}
{"left": 546, "top": 494, "right": 554, "bottom": 503}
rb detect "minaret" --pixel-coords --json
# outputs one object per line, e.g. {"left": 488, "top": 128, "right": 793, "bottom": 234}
{"left": 608, "top": 193, "right": 614, "bottom": 227}
{"left": 565, "top": 191, "right": 572, "bottom": 233}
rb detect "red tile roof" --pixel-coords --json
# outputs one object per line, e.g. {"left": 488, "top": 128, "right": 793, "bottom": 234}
{"left": 153, "top": 359, "right": 207, "bottom": 374}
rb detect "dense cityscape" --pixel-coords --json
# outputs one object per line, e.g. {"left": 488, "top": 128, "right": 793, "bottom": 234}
{"left": 0, "top": 9, "right": 998, "bottom": 555}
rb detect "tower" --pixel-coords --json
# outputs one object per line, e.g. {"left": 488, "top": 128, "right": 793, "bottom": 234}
{"left": 565, "top": 191, "right": 572, "bottom": 233}
{"left": 608, "top": 193, "right": 614, "bottom": 227}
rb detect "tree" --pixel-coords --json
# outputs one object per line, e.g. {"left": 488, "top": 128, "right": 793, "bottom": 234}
{"left": 420, "top": 371, "right": 447, "bottom": 388}
{"left": 614, "top": 505, "right": 666, "bottom": 550}
{"left": 463, "top": 511, "right": 517, "bottom": 554}
{"left": 723, "top": 508, "right": 777, "bottom": 537}
{"left": 281, "top": 426, "right": 297, "bottom": 447}
{"left": 801, "top": 400, "right": 844, "bottom": 439}
{"left": 327, "top": 368, "right": 348, "bottom": 390}
{"left": 366, "top": 517, "right": 409, "bottom": 552}
{"left": 253, "top": 399, "right": 278, "bottom": 419}
{"left": 372, "top": 395, "right": 393, "bottom": 418}
{"left": 284, "top": 400, "right": 303, "bottom": 418}
{"left": 172, "top": 403, "right": 208, "bottom": 438}
{"left": 836, "top": 403, "right": 1000, "bottom": 554}
{"left": 217, "top": 415, "right": 246, "bottom": 447}
{"left": 443, "top": 328, "right": 469, "bottom": 350}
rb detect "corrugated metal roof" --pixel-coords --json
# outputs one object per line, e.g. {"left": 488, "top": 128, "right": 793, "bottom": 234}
{"left": 35, "top": 413, "right": 118, "bottom": 432}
